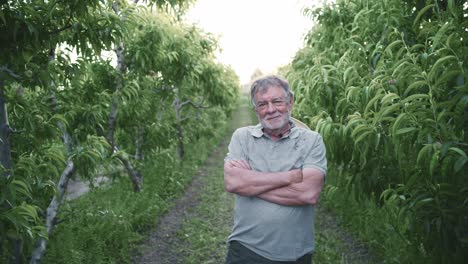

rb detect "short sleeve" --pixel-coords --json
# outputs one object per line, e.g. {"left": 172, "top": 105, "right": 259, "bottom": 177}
{"left": 225, "top": 128, "right": 247, "bottom": 162}
{"left": 302, "top": 133, "right": 327, "bottom": 176}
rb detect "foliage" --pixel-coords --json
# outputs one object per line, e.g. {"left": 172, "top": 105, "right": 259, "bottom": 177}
{"left": 43, "top": 115, "right": 229, "bottom": 263}
{"left": 1, "top": 1, "right": 123, "bottom": 261}
{"left": 1, "top": 0, "right": 239, "bottom": 262}
{"left": 287, "top": 0, "right": 467, "bottom": 262}
{"left": 117, "top": 10, "right": 239, "bottom": 158}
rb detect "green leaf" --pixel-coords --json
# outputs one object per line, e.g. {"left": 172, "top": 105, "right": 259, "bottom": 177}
{"left": 447, "top": 0, "right": 458, "bottom": 19}
{"left": 417, "top": 144, "right": 433, "bottom": 166}
{"left": 449, "top": 147, "right": 467, "bottom": 159}
{"left": 0, "top": 10, "right": 6, "bottom": 24}
{"left": 454, "top": 156, "right": 467, "bottom": 173}
{"left": 434, "top": 69, "right": 463, "bottom": 87}
{"left": 351, "top": 124, "right": 371, "bottom": 139}
{"left": 17, "top": 203, "right": 40, "bottom": 220}
{"left": 50, "top": 114, "right": 69, "bottom": 128}
{"left": 410, "top": 44, "right": 426, "bottom": 53}
{"left": 381, "top": 93, "right": 400, "bottom": 106}
{"left": 351, "top": 41, "right": 365, "bottom": 52}
{"left": 364, "top": 92, "right": 384, "bottom": 116}
{"left": 345, "top": 86, "right": 360, "bottom": 102}
{"left": 428, "top": 55, "right": 458, "bottom": 81}
{"left": 413, "top": 197, "right": 434, "bottom": 211}
{"left": 354, "top": 130, "right": 373, "bottom": 146}
{"left": 384, "top": 40, "right": 404, "bottom": 55}
{"left": 392, "top": 112, "right": 407, "bottom": 136}
{"left": 392, "top": 60, "right": 413, "bottom": 77}
{"left": 404, "top": 80, "right": 429, "bottom": 96}
{"left": 430, "top": 150, "right": 439, "bottom": 176}
{"left": 401, "top": 93, "right": 430, "bottom": 104}
{"left": 11, "top": 180, "right": 32, "bottom": 200}
{"left": 379, "top": 103, "right": 400, "bottom": 118}
{"left": 396, "top": 127, "right": 417, "bottom": 135}
{"left": 321, "top": 66, "right": 329, "bottom": 83}
{"left": 413, "top": 4, "right": 436, "bottom": 28}
{"left": 432, "top": 22, "right": 452, "bottom": 49}
{"left": 343, "top": 66, "right": 355, "bottom": 85}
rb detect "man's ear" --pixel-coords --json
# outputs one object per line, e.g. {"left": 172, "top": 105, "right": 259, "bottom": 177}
{"left": 288, "top": 94, "right": 294, "bottom": 108}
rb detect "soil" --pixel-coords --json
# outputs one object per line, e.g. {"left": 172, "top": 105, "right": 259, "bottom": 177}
{"left": 65, "top": 176, "right": 110, "bottom": 200}
{"left": 131, "top": 104, "right": 377, "bottom": 264}
{"left": 131, "top": 105, "right": 249, "bottom": 264}
{"left": 315, "top": 205, "right": 378, "bottom": 263}
{"left": 131, "top": 156, "right": 216, "bottom": 264}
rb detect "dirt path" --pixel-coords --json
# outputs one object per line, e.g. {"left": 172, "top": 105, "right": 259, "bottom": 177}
{"left": 132, "top": 102, "right": 254, "bottom": 264}
{"left": 133, "top": 102, "right": 377, "bottom": 264}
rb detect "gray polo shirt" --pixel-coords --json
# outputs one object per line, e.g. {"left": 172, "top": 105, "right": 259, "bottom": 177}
{"left": 225, "top": 121, "right": 327, "bottom": 261}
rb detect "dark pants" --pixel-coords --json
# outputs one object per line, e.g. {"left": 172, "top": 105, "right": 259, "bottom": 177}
{"left": 225, "top": 241, "right": 313, "bottom": 264}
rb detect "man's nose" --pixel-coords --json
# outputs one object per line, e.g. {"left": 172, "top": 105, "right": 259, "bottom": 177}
{"left": 265, "top": 102, "right": 277, "bottom": 113}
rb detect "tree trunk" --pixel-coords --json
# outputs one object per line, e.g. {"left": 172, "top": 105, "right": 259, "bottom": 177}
{"left": 172, "top": 97, "right": 208, "bottom": 160}
{"left": 8, "top": 239, "right": 23, "bottom": 264}
{"left": 106, "top": 43, "right": 123, "bottom": 150}
{"left": 117, "top": 154, "right": 142, "bottom": 192}
{"left": 29, "top": 160, "right": 75, "bottom": 264}
{"left": 30, "top": 49, "right": 77, "bottom": 264}
{"left": 135, "top": 126, "right": 144, "bottom": 160}
{"left": 174, "top": 98, "right": 185, "bottom": 160}
{"left": 106, "top": 1, "right": 143, "bottom": 192}
{"left": 107, "top": 1, "right": 128, "bottom": 148}
{"left": 0, "top": 83, "right": 13, "bottom": 178}
{"left": 1, "top": 73, "right": 23, "bottom": 264}
{"left": 112, "top": 144, "right": 142, "bottom": 192}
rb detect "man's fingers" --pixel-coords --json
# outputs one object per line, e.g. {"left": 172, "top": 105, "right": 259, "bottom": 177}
{"left": 238, "top": 160, "right": 251, "bottom": 170}
{"left": 228, "top": 160, "right": 251, "bottom": 170}
{"left": 232, "top": 160, "right": 247, "bottom": 169}
{"left": 291, "top": 169, "right": 303, "bottom": 184}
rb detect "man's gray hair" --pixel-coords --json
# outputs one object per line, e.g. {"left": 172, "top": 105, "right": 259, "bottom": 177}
{"left": 250, "top": 75, "right": 294, "bottom": 107}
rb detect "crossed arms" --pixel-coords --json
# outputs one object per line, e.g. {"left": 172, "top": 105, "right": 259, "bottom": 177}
{"left": 224, "top": 159, "right": 325, "bottom": 206}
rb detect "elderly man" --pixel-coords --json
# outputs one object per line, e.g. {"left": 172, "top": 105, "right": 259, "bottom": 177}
{"left": 224, "top": 75, "right": 327, "bottom": 263}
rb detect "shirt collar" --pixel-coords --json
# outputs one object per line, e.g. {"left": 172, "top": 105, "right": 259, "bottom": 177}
{"left": 249, "top": 120, "right": 300, "bottom": 139}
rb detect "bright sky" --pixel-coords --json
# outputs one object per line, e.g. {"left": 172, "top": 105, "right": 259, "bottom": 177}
{"left": 186, "top": 0, "right": 318, "bottom": 84}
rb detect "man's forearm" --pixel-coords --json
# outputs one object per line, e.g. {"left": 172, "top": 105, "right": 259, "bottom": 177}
{"left": 258, "top": 168, "right": 324, "bottom": 206}
{"left": 258, "top": 184, "right": 312, "bottom": 206}
{"left": 224, "top": 160, "right": 302, "bottom": 196}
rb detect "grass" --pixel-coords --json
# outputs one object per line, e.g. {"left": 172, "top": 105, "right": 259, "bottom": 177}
{"left": 175, "top": 100, "right": 253, "bottom": 263}
{"left": 319, "top": 166, "right": 414, "bottom": 264}
{"left": 176, "top": 162, "right": 233, "bottom": 263}
{"left": 43, "top": 114, "right": 231, "bottom": 263}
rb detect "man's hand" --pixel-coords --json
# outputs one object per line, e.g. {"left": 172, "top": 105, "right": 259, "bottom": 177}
{"left": 291, "top": 169, "right": 303, "bottom": 184}
{"left": 258, "top": 168, "right": 324, "bottom": 206}
{"left": 224, "top": 160, "right": 303, "bottom": 196}
{"left": 225, "top": 159, "right": 302, "bottom": 185}
{"left": 227, "top": 160, "right": 251, "bottom": 170}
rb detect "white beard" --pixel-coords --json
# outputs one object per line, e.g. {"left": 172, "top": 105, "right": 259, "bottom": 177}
{"left": 259, "top": 111, "right": 291, "bottom": 131}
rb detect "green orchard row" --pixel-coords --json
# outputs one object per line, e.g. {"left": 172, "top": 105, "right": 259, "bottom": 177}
{"left": 0, "top": 1, "right": 239, "bottom": 263}
{"left": 284, "top": 0, "right": 467, "bottom": 263}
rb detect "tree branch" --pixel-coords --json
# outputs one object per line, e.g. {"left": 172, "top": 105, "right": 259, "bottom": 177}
{"left": 9, "top": 128, "right": 26, "bottom": 134}
{"left": 49, "top": 23, "right": 72, "bottom": 35}
{"left": 178, "top": 99, "right": 210, "bottom": 110}
{"left": 48, "top": 9, "right": 73, "bottom": 35}
{"left": 112, "top": 1, "right": 119, "bottom": 14}
{"left": 0, "top": 66, "right": 21, "bottom": 79}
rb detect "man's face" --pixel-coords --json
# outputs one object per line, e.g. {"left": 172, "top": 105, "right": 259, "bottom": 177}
{"left": 254, "top": 86, "right": 293, "bottom": 132}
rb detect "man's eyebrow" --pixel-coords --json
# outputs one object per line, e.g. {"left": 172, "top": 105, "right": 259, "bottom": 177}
{"left": 258, "top": 97, "right": 285, "bottom": 102}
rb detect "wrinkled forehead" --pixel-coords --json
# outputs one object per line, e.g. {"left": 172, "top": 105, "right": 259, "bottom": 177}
{"left": 253, "top": 85, "right": 288, "bottom": 99}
